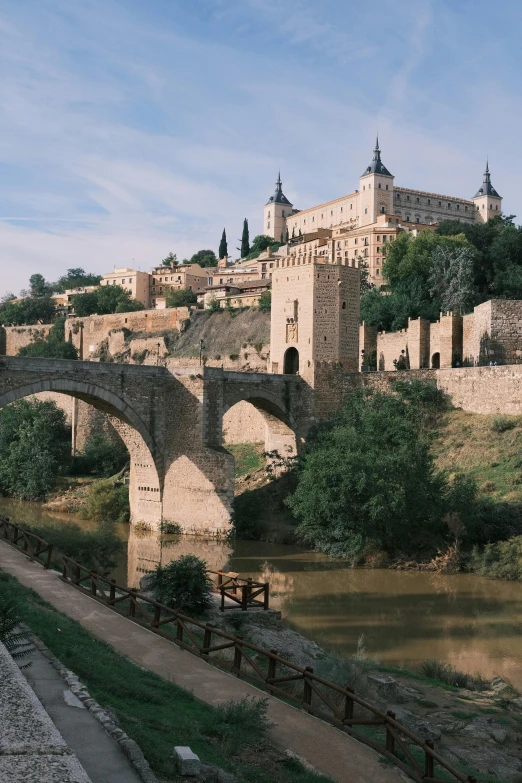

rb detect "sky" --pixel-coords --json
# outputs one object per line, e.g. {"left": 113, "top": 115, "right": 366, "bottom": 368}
{"left": 1, "top": 0, "right": 521, "bottom": 296}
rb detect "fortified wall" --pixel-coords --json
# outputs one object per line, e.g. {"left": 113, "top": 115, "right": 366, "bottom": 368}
{"left": 1, "top": 324, "right": 53, "bottom": 355}
{"left": 360, "top": 299, "right": 522, "bottom": 371}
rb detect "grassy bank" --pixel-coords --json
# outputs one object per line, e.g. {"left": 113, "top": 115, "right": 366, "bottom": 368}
{"left": 0, "top": 571, "right": 327, "bottom": 783}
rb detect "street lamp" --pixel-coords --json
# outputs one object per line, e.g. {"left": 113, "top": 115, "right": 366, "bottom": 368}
{"left": 156, "top": 342, "right": 161, "bottom": 366}
{"left": 199, "top": 339, "right": 205, "bottom": 366}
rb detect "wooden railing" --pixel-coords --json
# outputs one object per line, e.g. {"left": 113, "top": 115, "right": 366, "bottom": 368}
{"left": 0, "top": 521, "right": 477, "bottom": 783}
{"left": 0, "top": 518, "right": 53, "bottom": 568}
{"left": 207, "top": 570, "right": 269, "bottom": 611}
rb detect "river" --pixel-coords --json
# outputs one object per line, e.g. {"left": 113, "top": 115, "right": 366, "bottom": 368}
{"left": 2, "top": 497, "right": 522, "bottom": 689}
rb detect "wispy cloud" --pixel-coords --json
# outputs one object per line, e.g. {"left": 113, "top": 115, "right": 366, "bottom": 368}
{"left": 0, "top": 0, "right": 520, "bottom": 295}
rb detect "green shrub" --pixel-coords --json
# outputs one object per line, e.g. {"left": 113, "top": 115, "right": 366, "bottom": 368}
{"left": 207, "top": 297, "right": 221, "bottom": 313}
{"left": 131, "top": 350, "right": 147, "bottom": 364}
{"left": 206, "top": 697, "right": 271, "bottom": 754}
{"left": 257, "top": 291, "right": 271, "bottom": 312}
{"left": 229, "top": 353, "right": 239, "bottom": 361}
{"left": 232, "top": 490, "right": 264, "bottom": 540}
{"left": 165, "top": 287, "right": 197, "bottom": 307}
{"left": 150, "top": 555, "right": 212, "bottom": 615}
{"left": 468, "top": 535, "right": 522, "bottom": 580}
{"left": 81, "top": 480, "right": 130, "bottom": 524}
{"left": 419, "top": 660, "right": 488, "bottom": 690}
{"left": 0, "top": 399, "right": 71, "bottom": 500}
{"left": 491, "top": 415, "right": 517, "bottom": 433}
{"left": 73, "top": 433, "right": 128, "bottom": 477}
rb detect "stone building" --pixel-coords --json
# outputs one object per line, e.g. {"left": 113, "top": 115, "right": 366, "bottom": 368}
{"left": 270, "top": 256, "right": 360, "bottom": 383}
{"left": 100, "top": 267, "right": 151, "bottom": 308}
{"left": 360, "top": 299, "right": 522, "bottom": 371}
{"left": 264, "top": 140, "right": 503, "bottom": 286}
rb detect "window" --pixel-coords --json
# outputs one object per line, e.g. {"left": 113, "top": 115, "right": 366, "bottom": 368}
{"left": 355, "top": 238, "right": 358, "bottom": 245}
{"left": 456, "top": 204, "right": 460, "bottom": 210}
{"left": 438, "top": 201, "right": 441, "bottom": 206}
{"left": 364, "top": 207, "right": 368, "bottom": 214}
{"left": 363, "top": 186, "right": 365, "bottom": 191}
{"left": 303, "top": 219, "right": 306, "bottom": 224}
{"left": 406, "top": 215, "right": 410, "bottom": 221}
{"left": 496, "top": 205, "right": 499, "bottom": 210}
{"left": 342, "top": 301, "right": 346, "bottom": 309}
{"left": 482, "top": 204, "right": 485, "bottom": 209}
{"left": 416, "top": 217, "right": 420, "bottom": 223}
{"left": 407, "top": 195, "right": 410, "bottom": 201}
{"left": 282, "top": 211, "right": 285, "bottom": 217}
{"left": 350, "top": 203, "right": 353, "bottom": 210}
{"left": 427, "top": 199, "right": 431, "bottom": 205}
{"left": 312, "top": 216, "right": 314, "bottom": 222}
{"left": 122, "top": 279, "right": 126, "bottom": 284}
{"left": 385, "top": 184, "right": 388, "bottom": 190}
{"left": 330, "top": 210, "right": 333, "bottom": 216}
{"left": 340, "top": 206, "right": 343, "bottom": 212}
{"left": 490, "top": 204, "right": 493, "bottom": 209}
{"left": 376, "top": 269, "right": 380, "bottom": 276}
{"left": 321, "top": 213, "right": 323, "bottom": 219}
{"left": 267, "top": 221, "right": 270, "bottom": 228}
{"left": 381, "top": 206, "right": 385, "bottom": 213}
{"left": 447, "top": 203, "right": 451, "bottom": 209}
{"left": 465, "top": 205, "right": 468, "bottom": 211}
{"left": 378, "top": 183, "right": 381, "bottom": 189}
{"left": 396, "top": 193, "right": 401, "bottom": 200}
{"left": 383, "top": 235, "right": 387, "bottom": 242}
{"left": 377, "top": 236, "right": 381, "bottom": 241}
{"left": 268, "top": 211, "right": 271, "bottom": 218}
{"left": 377, "top": 246, "right": 381, "bottom": 253}
{"left": 416, "top": 197, "right": 420, "bottom": 203}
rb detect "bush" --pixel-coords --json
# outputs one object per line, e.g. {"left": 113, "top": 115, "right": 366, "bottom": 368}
{"left": 207, "top": 697, "right": 271, "bottom": 753}
{"left": 287, "top": 383, "right": 449, "bottom": 559}
{"left": 491, "top": 415, "right": 517, "bottom": 433}
{"left": 81, "top": 480, "right": 130, "bottom": 524}
{"left": 232, "top": 490, "right": 264, "bottom": 539}
{"left": 0, "top": 585, "right": 32, "bottom": 661}
{"left": 419, "top": 660, "right": 488, "bottom": 690}
{"left": 73, "top": 433, "right": 128, "bottom": 477}
{"left": 165, "top": 287, "right": 197, "bottom": 307}
{"left": 468, "top": 535, "right": 522, "bottom": 580}
{"left": 17, "top": 317, "right": 78, "bottom": 360}
{"left": 257, "top": 291, "right": 271, "bottom": 312}
{"left": 0, "top": 399, "right": 71, "bottom": 500}
{"left": 207, "top": 297, "right": 221, "bottom": 313}
{"left": 149, "top": 555, "right": 212, "bottom": 615}
{"left": 24, "top": 521, "right": 123, "bottom": 576}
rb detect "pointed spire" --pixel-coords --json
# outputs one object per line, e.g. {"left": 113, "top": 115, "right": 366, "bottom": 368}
{"left": 266, "top": 170, "right": 292, "bottom": 206}
{"left": 362, "top": 135, "right": 392, "bottom": 177}
{"left": 474, "top": 158, "right": 501, "bottom": 198}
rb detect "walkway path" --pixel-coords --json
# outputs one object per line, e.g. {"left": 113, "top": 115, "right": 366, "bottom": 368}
{"left": 0, "top": 541, "right": 405, "bottom": 783}
{"left": 22, "top": 643, "right": 143, "bottom": 783}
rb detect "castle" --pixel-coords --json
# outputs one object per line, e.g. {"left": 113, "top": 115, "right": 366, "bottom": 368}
{"left": 264, "top": 139, "right": 502, "bottom": 287}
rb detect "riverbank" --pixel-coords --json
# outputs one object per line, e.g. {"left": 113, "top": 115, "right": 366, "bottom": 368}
{"left": 196, "top": 606, "right": 522, "bottom": 781}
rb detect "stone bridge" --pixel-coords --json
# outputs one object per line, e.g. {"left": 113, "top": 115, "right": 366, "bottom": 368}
{"left": 0, "top": 357, "right": 304, "bottom": 535}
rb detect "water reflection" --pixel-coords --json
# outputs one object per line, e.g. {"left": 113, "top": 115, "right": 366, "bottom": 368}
{"left": 2, "top": 497, "right": 522, "bottom": 688}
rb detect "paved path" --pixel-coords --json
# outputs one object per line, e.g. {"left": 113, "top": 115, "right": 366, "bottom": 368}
{"left": 0, "top": 541, "right": 405, "bottom": 783}
{"left": 22, "top": 644, "right": 143, "bottom": 783}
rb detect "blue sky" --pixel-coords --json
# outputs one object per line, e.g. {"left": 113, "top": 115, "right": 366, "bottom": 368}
{"left": 1, "top": 0, "right": 521, "bottom": 295}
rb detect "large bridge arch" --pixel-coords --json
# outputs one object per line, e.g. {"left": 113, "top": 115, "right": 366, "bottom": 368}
{"left": 0, "top": 378, "right": 163, "bottom": 526}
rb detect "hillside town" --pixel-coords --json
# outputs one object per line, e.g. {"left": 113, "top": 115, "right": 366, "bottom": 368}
{"left": 2, "top": 4, "right": 522, "bottom": 783}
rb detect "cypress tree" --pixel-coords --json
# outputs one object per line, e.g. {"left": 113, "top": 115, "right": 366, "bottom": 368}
{"left": 219, "top": 228, "right": 228, "bottom": 260}
{"left": 241, "top": 219, "right": 250, "bottom": 258}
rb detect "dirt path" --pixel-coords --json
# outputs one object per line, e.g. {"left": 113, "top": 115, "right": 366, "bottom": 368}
{"left": 0, "top": 541, "right": 405, "bottom": 783}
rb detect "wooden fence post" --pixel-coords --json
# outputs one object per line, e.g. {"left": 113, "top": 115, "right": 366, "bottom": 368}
{"left": 203, "top": 627, "right": 212, "bottom": 655}
{"left": 109, "top": 580, "right": 116, "bottom": 605}
{"left": 91, "top": 572, "right": 97, "bottom": 596}
{"left": 220, "top": 588, "right": 225, "bottom": 612}
{"left": 425, "top": 740, "right": 435, "bottom": 778}
{"left": 75, "top": 563, "right": 81, "bottom": 585}
{"left": 241, "top": 584, "right": 248, "bottom": 611}
{"left": 263, "top": 583, "right": 270, "bottom": 611}
{"left": 303, "top": 667, "right": 313, "bottom": 708}
{"left": 176, "top": 619, "right": 184, "bottom": 643}
{"left": 343, "top": 686, "right": 354, "bottom": 723}
{"left": 45, "top": 544, "right": 53, "bottom": 570}
{"left": 129, "top": 590, "right": 136, "bottom": 618}
{"left": 267, "top": 651, "right": 277, "bottom": 686}
{"left": 386, "top": 711, "right": 396, "bottom": 755}
{"left": 153, "top": 605, "right": 161, "bottom": 629}
{"left": 233, "top": 636, "right": 243, "bottom": 675}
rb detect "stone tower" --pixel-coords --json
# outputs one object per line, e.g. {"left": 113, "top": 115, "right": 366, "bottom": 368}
{"left": 270, "top": 258, "right": 360, "bottom": 384}
{"left": 358, "top": 136, "right": 394, "bottom": 226}
{"left": 472, "top": 161, "right": 502, "bottom": 222}
{"left": 264, "top": 172, "right": 293, "bottom": 241}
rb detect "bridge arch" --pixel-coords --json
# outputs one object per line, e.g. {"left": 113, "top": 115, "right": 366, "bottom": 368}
{"left": 222, "top": 391, "right": 297, "bottom": 465}
{"left": 0, "top": 378, "right": 163, "bottom": 526}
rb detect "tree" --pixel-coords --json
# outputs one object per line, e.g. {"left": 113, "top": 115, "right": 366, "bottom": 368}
{"left": 187, "top": 249, "right": 217, "bottom": 268}
{"left": 0, "top": 295, "right": 55, "bottom": 325}
{"left": 219, "top": 229, "right": 228, "bottom": 260}
{"left": 428, "top": 244, "right": 477, "bottom": 313}
{"left": 17, "top": 317, "right": 78, "bottom": 360}
{"left": 149, "top": 555, "right": 212, "bottom": 615}
{"left": 287, "top": 383, "right": 450, "bottom": 559}
{"left": 0, "top": 399, "right": 71, "bottom": 500}
{"left": 241, "top": 218, "right": 250, "bottom": 258}
{"left": 29, "top": 273, "right": 52, "bottom": 297}
{"left": 165, "top": 287, "right": 197, "bottom": 307}
{"left": 72, "top": 285, "right": 144, "bottom": 316}
{"left": 257, "top": 291, "right": 271, "bottom": 312}
{"left": 161, "top": 252, "right": 178, "bottom": 267}
{"left": 53, "top": 268, "right": 101, "bottom": 293}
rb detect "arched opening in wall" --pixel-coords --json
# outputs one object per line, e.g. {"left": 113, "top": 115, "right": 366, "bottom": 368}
{"left": 0, "top": 380, "right": 163, "bottom": 529}
{"left": 431, "top": 352, "right": 440, "bottom": 369}
{"left": 222, "top": 397, "right": 297, "bottom": 540}
{"left": 284, "top": 347, "right": 299, "bottom": 375}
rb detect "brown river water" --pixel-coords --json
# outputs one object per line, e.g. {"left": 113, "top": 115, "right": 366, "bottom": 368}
{"left": 1, "top": 496, "right": 522, "bottom": 689}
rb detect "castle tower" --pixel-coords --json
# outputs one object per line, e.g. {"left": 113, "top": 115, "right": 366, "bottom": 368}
{"left": 472, "top": 161, "right": 502, "bottom": 222}
{"left": 264, "top": 172, "right": 293, "bottom": 241}
{"left": 358, "top": 136, "right": 394, "bottom": 226}
{"left": 270, "top": 259, "right": 360, "bottom": 384}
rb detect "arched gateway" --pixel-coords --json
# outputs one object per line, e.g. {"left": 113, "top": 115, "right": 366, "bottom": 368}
{"left": 0, "top": 358, "right": 304, "bottom": 536}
